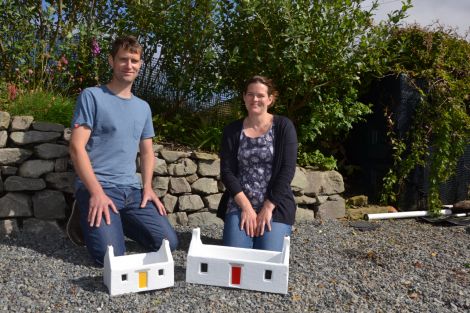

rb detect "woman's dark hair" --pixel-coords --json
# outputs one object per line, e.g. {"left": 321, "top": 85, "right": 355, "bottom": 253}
{"left": 110, "top": 35, "right": 143, "bottom": 59}
{"left": 244, "top": 75, "right": 279, "bottom": 104}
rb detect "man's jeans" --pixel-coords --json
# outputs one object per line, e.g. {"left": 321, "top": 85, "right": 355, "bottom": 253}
{"left": 222, "top": 210, "right": 292, "bottom": 252}
{"left": 75, "top": 187, "right": 179, "bottom": 265}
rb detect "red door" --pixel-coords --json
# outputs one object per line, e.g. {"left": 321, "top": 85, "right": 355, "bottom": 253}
{"left": 231, "top": 266, "right": 241, "bottom": 285}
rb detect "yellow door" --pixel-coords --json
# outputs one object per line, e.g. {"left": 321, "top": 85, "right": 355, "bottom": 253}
{"left": 138, "top": 271, "right": 148, "bottom": 288}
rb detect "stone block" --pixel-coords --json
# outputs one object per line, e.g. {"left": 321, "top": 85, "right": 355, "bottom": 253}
{"left": 10, "top": 131, "right": 61, "bottom": 145}
{"left": 169, "top": 177, "right": 191, "bottom": 194}
{"left": 304, "top": 170, "right": 345, "bottom": 196}
{"left": 11, "top": 116, "right": 34, "bottom": 131}
{"left": 54, "top": 157, "right": 69, "bottom": 172}
{"left": 1, "top": 165, "right": 17, "bottom": 176}
{"left": 18, "top": 159, "right": 55, "bottom": 178}
{"left": 0, "top": 111, "right": 11, "bottom": 130}
{"left": 0, "top": 148, "right": 33, "bottom": 165}
{"left": 160, "top": 150, "right": 190, "bottom": 163}
{"left": 4, "top": 176, "right": 46, "bottom": 191}
{"left": 192, "top": 151, "right": 218, "bottom": 160}
{"left": 294, "top": 195, "right": 317, "bottom": 205}
{"left": 0, "top": 130, "right": 7, "bottom": 148}
{"left": 185, "top": 173, "right": 199, "bottom": 184}
{"left": 63, "top": 128, "right": 72, "bottom": 141}
{"left": 167, "top": 212, "right": 188, "bottom": 226}
{"left": 178, "top": 194, "right": 204, "bottom": 212}
{"left": 203, "top": 193, "right": 223, "bottom": 212}
{"left": 152, "top": 176, "right": 169, "bottom": 197}
{"left": 31, "top": 121, "right": 64, "bottom": 132}
{"left": 0, "top": 219, "right": 19, "bottom": 236}
{"left": 44, "top": 172, "right": 75, "bottom": 193}
{"left": 187, "top": 212, "right": 223, "bottom": 227}
{"left": 153, "top": 157, "right": 168, "bottom": 175}
{"left": 316, "top": 197, "right": 346, "bottom": 220}
{"left": 32, "top": 189, "right": 67, "bottom": 219}
{"left": 291, "top": 167, "right": 309, "bottom": 193}
{"left": 34, "top": 143, "right": 69, "bottom": 159}
{"left": 191, "top": 178, "right": 219, "bottom": 195}
{"left": 197, "top": 159, "right": 220, "bottom": 177}
{"left": 162, "top": 193, "right": 178, "bottom": 213}
{"left": 168, "top": 158, "right": 197, "bottom": 176}
{"left": 0, "top": 192, "right": 33, "bottom": 217}
{"left": 295, "top": 207, "right": 315, "bottom": 223}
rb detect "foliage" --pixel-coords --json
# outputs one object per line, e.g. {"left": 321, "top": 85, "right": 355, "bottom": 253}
{"left": 119, "top": 0, "right": 222, "bottom": 111}
{"left": 0, "top": 0, "right": 124, "bottom": 95}
{"left": 2, "top": 89, "right": 75, "bottom": 126}
{"left": 380, "top": 26, "right": 470, "bottom": 214}
{"left": 153, "top": 108, "right": 231, "bottom": 153}
{"left": 216, "top": 0, "right": 411, "bottom": 168}
{"left": 298, "top": 149, "right": 337, "bottom": 171}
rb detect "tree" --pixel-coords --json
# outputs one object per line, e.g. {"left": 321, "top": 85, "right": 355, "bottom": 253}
{"left": 216, "top": 0, "right": 411, "bottom": 169}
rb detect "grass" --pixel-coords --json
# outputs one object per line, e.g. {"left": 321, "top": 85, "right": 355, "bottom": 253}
{"left": 2, "top": 89, "right": 75, "bottom": 126}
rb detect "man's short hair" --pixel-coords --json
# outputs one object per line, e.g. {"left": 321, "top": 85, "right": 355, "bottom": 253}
{"left": 110, "top": 35, "right": 143, "bottom": 59}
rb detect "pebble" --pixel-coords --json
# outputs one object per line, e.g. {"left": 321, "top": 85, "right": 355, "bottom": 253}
{"left": 0, "top": 219, "right": 469, "bottom": 312}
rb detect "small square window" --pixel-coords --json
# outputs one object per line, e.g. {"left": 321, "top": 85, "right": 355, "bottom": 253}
{"left": 264, "top": 270, "right": 272, "bottom": 280}
{"left": 158, "top": 269, "right": 164, "bottom": 276}
{"left": 200, "top": 263, "right": 208, "bottom": 273}
{"left": 121, "top": 274, "right": 128, "bottom": 281}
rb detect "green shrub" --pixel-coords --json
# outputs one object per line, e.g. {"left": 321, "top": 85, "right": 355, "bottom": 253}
{"left": 380, "top": 26, "right": 470, "bottom": 214}
{"left": 3, "top": 90, "right": 75, "bottom": 126}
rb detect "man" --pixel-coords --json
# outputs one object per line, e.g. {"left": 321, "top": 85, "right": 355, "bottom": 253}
{"left": 67, "top": 35, "right": 178, "bottom": 265}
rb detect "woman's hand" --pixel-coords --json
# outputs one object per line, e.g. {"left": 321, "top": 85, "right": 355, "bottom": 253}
{"left": 256, "top": 200, "right": 275, "bottom": 236}
{"left": 240, "top": 207, "right": 258, "bottom": 237}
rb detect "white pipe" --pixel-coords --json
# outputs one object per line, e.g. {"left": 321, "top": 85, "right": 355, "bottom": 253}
{"left": 365, "top": 209, "right": 454, "bottom": 220}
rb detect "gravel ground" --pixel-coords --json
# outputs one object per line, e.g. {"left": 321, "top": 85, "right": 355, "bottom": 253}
{"left": 0, "top": 219, "right": 469, "bottom": 313}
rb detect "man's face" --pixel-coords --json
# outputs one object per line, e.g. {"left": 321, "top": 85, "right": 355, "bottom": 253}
{"left": 108, "top": 47, "right": 142, "bottom": 84}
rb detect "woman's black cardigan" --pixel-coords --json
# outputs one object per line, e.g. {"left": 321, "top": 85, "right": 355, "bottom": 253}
{"left": 217, "top": 115, "right": 298, "bottom": 225}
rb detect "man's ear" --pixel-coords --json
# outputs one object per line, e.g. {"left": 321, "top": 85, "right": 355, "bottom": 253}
{"left": 108, "top": 54, "right": 114, "bottom": 68}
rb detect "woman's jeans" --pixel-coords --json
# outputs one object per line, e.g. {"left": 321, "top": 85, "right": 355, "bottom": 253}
{"left": 75, "top": 187, "right": 178, "bottom": 265}
{"left": 222, "top": 210, "right": 292, "bottom": 252}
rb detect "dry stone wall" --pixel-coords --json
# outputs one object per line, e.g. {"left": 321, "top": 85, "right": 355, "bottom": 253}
{"left": 0, "top": 111, "right": 346, "bottom": 236}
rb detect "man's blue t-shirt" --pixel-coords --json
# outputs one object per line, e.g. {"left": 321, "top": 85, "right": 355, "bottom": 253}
{"left": 71, "top": 85, "right": 155, "bottom": 189}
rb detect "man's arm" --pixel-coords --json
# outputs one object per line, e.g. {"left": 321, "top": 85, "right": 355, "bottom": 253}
{"left": 139, "top": 138, "right": 166, "bottom": 215}
{"left": 69, "top": 126, "right": 118, "bottom": 227}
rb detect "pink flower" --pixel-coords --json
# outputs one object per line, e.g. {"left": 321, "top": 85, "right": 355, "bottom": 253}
{"left": 7, "top": 83, "right": 18, "bottom": 100}
{"left": 60, "top": 55, "right": 68, "bottom": 65}
{"left": 91, "top": 38, "right": 100, "bottom": 57}
{"left": 27, "top": 69, "right": 33, "bottom": 75}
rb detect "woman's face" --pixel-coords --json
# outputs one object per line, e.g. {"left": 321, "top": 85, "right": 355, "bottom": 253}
{"left": 243, "top": 82, "right": 273, "bottom": 116}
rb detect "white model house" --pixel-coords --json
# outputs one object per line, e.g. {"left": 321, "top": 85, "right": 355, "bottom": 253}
{"left": 103, "top": 239, "right": 174, "bottom": 296}
{"left": 185, "top": 228, "right": 290, "bottom": 294}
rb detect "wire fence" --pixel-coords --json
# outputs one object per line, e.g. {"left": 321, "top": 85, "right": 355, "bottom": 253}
{"left": 131, "top": 57, "right": 236, "bottom": 115}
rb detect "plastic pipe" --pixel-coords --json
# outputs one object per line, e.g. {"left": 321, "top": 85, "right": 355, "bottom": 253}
{"left": 364, "top": 209, "right": 454, "bottom": 220}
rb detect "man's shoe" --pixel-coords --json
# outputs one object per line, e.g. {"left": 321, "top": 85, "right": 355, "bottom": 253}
{"left": 66, "top": 201, "right": 85, "bottom": 246}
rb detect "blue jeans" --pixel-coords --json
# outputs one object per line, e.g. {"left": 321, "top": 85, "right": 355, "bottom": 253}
{"left": 222, "top": 210, "right": 292, "bottom": 252}
{"left": 75, "top": 187, "right": 179, "bottom": 265}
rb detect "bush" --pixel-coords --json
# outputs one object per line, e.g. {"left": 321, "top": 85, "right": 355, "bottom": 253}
{"left": 380, "top": 25, "right": 470, "bottom": 213}
{"left": 2, "top": 90, "right": 75, "bottom": 126}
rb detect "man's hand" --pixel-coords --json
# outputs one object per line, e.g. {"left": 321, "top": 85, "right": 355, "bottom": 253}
{"left": 88, "top": 192, "right": 118, "bottom": 227}
{"left": 141, "top": 187, "right": 167, "bottom": 216}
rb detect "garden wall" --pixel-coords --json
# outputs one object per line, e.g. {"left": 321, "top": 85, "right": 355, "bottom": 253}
{"left": 0, "top": 111, "right": 346, "bottom": 236}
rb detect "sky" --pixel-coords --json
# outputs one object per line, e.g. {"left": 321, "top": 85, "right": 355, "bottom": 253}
{"left": 361, "top": 0, "right": 470, "bottom": 38}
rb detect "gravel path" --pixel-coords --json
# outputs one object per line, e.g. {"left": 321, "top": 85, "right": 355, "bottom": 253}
{"left": 0, "top": 219, "right": 469, "bottom": 312}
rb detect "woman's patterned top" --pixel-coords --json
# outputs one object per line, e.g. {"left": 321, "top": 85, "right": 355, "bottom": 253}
{"left": 227, "top": 123, "right": 275, "bottom": 214}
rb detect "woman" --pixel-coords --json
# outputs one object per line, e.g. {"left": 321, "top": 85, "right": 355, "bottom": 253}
{"left": 217, "top": 76, "right": 298, "bottom": 252}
